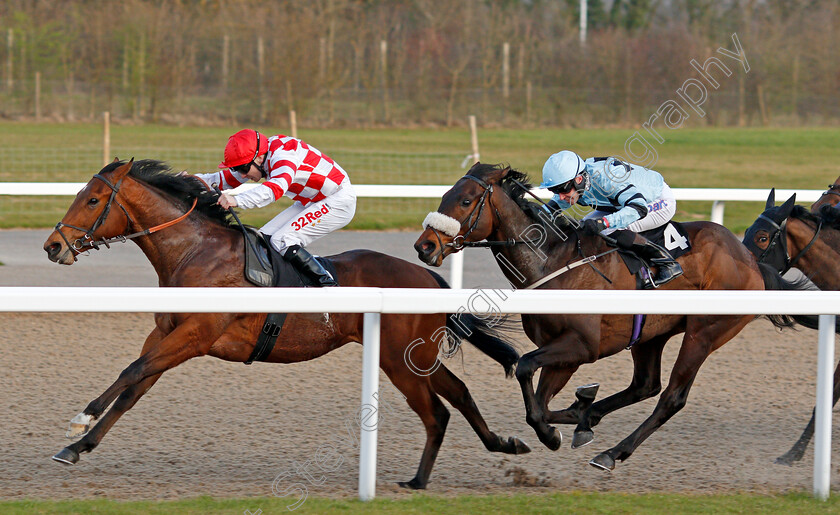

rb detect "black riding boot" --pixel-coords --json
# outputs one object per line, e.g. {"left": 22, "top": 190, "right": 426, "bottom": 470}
{"left": 284, "top": 245, "right": 338, "bottom": 287}
{"left": 630, "top": 234, "right": 683, "bottom": 289}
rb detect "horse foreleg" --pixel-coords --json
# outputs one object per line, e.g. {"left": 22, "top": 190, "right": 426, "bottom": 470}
{"left": 53, "top": 372, "right": 163, "bottom": 465}
{"left": 54, "top": 320, "right": 213, "bottom": 465}
{"left": 571, "top": 334, "right": 669, "bottom": 449}
{"left": 775, "top": 360, "right": 840, "bottom": 465}
{"left": 516, "top": 333, "right": 591, "bottom": 451}
{"left": 430, "top": 364, "right": 530, "bottom": 455}
{"left": 541, "top": 365, "right": 589, "bottom": 425}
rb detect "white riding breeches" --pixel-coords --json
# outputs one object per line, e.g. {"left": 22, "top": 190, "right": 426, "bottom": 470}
{"left": 260, "top": 183, "right": 357, "bottom": 255}
{"left": 585, "top": 184, "right": 677, "bottom": 234}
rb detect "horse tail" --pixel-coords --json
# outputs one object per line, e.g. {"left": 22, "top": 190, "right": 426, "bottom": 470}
{"left": 756, "top": 263, "right": 834, "bottom": 331}
{"left": 424, "top": 269, "right": 520, "bottom": 377}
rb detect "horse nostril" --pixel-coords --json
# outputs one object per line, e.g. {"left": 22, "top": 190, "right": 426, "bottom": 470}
{"left": 414, "top": 240, "right": 434, "bottom": 257}
{"left": 45, "top": 242, "right": 60, "bottom": 258}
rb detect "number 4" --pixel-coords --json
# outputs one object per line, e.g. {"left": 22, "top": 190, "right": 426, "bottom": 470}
{"left": 663, "top": 223, "right": 688, "bottom": 251}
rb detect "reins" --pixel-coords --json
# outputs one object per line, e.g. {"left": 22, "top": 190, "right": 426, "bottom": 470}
{"left": 427, "top": 171, "right": 616, "bottom": 287}
{"left": 55, "top": 171, "right": 198, "bottom": 260}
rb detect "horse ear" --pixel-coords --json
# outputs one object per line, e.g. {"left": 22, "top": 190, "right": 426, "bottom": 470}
{"left": 111, "top": 158, "right": 134, "bottom": 181}
{"left": 765, "top": 188, "right": 775, "bottom": 210}
{"left": 779, "top": 193, "right": 797, "bottom": 217}
{"left": 499, "top": 166, "right": 511, "bottom": 178}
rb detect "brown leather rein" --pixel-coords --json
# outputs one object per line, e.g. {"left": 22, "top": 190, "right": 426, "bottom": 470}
{"left": 54, "top": 172, "right": 197, "bottom": 260}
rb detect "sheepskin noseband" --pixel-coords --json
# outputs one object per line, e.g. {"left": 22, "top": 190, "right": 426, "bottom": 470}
{"left": 422, "top": 212, "right": 461, "bottom": 237}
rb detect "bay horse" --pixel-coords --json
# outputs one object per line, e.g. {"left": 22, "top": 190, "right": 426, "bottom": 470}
{"left": 42, "top": 159, "right": 530, "bottom": 490}
{"left": 414, "top": 163, "right": 808, "bottom": 471}
{"left": 810, "top": 175, "right": 840, "bottom": 212}
{"left": 743, "top": 189, "right": 840, "bottom": 465}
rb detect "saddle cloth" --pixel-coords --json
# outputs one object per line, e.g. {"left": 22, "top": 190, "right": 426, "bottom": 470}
{"left": 617, "top": 221, "right": 692, "bottom": 276}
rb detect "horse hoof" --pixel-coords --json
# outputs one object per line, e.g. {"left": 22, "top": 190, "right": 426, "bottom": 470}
{"left": 541, "top": 426, "right": 562, "bottom": 451}
{"left": 66, "top": 413, "right": 93, "bottom": 438}
{"left": 52, "top": 447, "right": 79, "bottom": 465}
{"left": 397, "top": 478, "right": 426, "bottom": 490}
{"left": 589, "top": 452, "right": 615, "bottom": 471}
{"left": 774, "top": 454, "right": 797, "bottom": 466}
{"left": 508, "top": 436, "right": 532, "bottom": 455}
{"left": 576, "top": 383, "right": 600, "bottom": 401}
{"left": 572, "top": 430, "right": 594, "bottom": 449}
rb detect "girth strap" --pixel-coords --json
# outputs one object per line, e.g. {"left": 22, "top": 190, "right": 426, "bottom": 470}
{"left": 245, "top": 312, "right": 288, "bottom": 365}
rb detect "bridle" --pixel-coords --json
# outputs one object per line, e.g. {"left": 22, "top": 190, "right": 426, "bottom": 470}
{"left": 428, "top": 174, "right": 540, "bottom": 252}
{"left": 818, "top": 184, "right": 840, "bottom": 202}
{"left": 54, "top": 172, "right": 197, "bottom": 261}
{"left": 755, "top": 212, "right": 823, "bottom": 275}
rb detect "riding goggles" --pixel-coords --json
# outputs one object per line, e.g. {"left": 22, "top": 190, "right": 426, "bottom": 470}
{"left": 548, "top": 179, "right": 576, "bottom": 195}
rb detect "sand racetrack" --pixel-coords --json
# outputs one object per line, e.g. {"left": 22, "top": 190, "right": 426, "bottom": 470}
{"left": 0, "top": 229, "right": 838, "bottom": 501}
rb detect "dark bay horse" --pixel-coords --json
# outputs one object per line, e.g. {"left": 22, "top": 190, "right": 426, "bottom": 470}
{"left": 743, "top": 189, "right": 840, "bottom": 465}
{"left": 414, "top": 163, "right": 807, "bottom": 471}
{"left": 42, "top": 159, "right": 530, "bottom": 490}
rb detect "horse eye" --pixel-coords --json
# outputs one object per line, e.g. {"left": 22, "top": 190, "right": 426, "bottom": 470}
{"left": 88, "top": 197, "right": 99, "bottom": 206}
{"left": 758, "top": 236, "right": 768, "bottom": 243}
{"left": 461, "top": 199, "right": 471, "bottom": 207}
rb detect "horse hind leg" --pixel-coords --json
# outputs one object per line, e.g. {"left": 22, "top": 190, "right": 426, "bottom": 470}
{"left": 430, "top": 364, "right": 530, "bottom": 455}
{"left": 572, "top": 334, "right": 669, "bottom": 449}
{"left": 776, "top": 361, "right": 840, "bottom": 465}
{"left": 382, "top": 366, "right": 450, "bottom": 490}
{"left": 589, "top": 316, "right": 748, "bottom": 471}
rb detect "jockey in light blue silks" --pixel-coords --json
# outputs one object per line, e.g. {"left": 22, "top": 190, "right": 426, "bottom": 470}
{"left": 541, "top": 150, "right": 683, "bottom": 287}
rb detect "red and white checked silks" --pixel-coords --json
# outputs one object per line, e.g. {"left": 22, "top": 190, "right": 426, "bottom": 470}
{"left": 196, "top": 135, "right": 355, "bottom": 254}
{"left": 197, "top": 135, "right": 349, "bottom": 208}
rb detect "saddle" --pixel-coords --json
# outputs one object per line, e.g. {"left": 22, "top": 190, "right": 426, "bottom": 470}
{"left": 240, "top": 226, "right": 339, "bottom": 364}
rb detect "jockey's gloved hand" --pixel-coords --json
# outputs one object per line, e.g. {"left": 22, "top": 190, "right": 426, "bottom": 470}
{"left": 581, "top": 218, "right": 607, "bottom": 236}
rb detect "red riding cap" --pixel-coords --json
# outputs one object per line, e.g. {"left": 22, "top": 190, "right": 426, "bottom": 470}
{"left": 219, "top": 129, "right": 268, "bottom": 169}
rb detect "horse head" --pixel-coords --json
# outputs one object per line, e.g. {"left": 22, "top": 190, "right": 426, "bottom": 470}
{"left": 44, "top": 159, "right": 136, "bottom": 265}
{"left": 743, "top": 188, "right": 797, "bottom": 273}
{"left": 811, "top": 175, "right": 840, "bottom": 213}
{"left": 414, "top": 162, "right": 512, "bottom": 266}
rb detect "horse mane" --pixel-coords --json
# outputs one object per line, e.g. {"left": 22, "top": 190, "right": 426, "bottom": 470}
{"left": 467, "top": 162, "right": 576, "bottom": 232}
{"left": 790, "top": 205, "right": 821, "bottom": 226}
{"left": 102, "top": 159, "right": 234, "bottom": 227}
{"left": 815, "top": 204, "right": 840, "bottom": 231}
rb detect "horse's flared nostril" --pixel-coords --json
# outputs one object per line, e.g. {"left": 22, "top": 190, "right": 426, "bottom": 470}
{"left": 414, "top": 240, "right": 434, "bottom": 258}
{"left": 44, "top": 242, "right": 62, "bottom": 261}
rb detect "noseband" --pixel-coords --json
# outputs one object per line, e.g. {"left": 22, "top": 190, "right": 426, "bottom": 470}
{"left": 427, "top": 175, "right": 538, "bottom": 252}
{"left": 755, "top": 213, "right": 822, "bottom": 275}
{"left": 54, "top": 172, "right": 197, "bottom": 260}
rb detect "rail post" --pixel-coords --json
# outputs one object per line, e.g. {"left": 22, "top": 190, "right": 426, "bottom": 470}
{"left": 359, "top": 312, "right": 381, "bottom": 501}
{"left": 814, "top": 314, "right": 835, "bottom": 500}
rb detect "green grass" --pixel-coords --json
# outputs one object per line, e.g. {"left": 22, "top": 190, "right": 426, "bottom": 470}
{"left": 2, "top": 123, "right": 838, "bottom": 232}
{"left": 0, "top": 492, "right": 838, "bottom": 514}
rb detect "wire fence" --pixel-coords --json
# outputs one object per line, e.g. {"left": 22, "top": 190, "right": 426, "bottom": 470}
{"left": 0, "top": 146, "right": 469, "bottom": 229}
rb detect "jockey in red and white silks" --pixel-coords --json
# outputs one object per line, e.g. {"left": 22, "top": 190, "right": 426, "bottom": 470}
{"left": 195, "top": 129, "right": 355, "bottom": 286}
